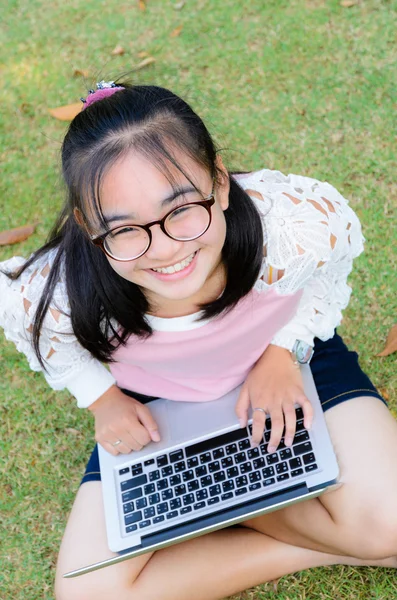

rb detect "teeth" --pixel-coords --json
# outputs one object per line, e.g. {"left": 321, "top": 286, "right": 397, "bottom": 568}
{"left": 151, "top": 252, "right": 196, "bottom": 274}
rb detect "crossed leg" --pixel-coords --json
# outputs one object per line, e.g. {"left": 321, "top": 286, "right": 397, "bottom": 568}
{"left": 241, "top": 396, "right": 397, "bottom": 560}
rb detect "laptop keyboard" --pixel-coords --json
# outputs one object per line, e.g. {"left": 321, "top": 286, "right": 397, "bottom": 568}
{"left": 118, "top": 407, "right": 318, "bottom": 535}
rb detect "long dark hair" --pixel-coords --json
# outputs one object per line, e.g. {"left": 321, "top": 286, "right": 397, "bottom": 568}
{"left": 5, "top": 83, "right": 264, "bottom": 368}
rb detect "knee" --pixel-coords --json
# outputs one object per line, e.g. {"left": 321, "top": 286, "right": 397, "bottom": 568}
{"left": 337, "top": 505, "right": 397, "bottom": 560}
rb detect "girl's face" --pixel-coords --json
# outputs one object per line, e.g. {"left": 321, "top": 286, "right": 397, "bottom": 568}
{"left": 94, "top": 151, "right": 230, "bottom": 313}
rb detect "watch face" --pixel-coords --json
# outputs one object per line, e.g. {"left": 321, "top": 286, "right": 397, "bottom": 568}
{"left": 296, "top": 341, "right": 314, "bottom": 364}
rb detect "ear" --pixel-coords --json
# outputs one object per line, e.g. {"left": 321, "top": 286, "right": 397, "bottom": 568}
{"left": 73, "top": 208, "right": 91, "bottom": 234}
{"left": 214, "top": 154, "right": 230, "bottom": 211}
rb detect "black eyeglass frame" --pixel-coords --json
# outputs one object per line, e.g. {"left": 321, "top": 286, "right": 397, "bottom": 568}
{"left": 91, "top": 180, "right": 216, "bottom": 262}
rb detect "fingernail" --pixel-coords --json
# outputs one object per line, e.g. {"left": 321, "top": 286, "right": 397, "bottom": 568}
{"left": 151, "top": 431, "right": 160, "bottom": 442}
{"left": 250, "top": 440, "right": 258, "bottom": 448}
{"left": 268, "top": 445, "right": 276, "bottom": 453}
{"left": 285, "top": 437, "right": 293, "bottom": 447}
{"left": 239, "top": 419, "right": 246, "bottom": 428}
{"left": 305, "top": 420, "right": 312, "bottom": 430}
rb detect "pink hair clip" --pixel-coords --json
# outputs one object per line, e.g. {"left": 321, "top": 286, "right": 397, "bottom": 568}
{"left": 80, "top": 80, "right": 125, "bottom": 110}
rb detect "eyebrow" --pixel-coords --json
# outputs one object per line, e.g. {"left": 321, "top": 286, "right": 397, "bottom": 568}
{"left": 103, "top": 185, "right": 197, "bottom": 225}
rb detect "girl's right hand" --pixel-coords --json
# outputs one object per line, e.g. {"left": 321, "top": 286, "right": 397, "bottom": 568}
{"left": 88, "top": 385, "right": 161, "bottom": 455}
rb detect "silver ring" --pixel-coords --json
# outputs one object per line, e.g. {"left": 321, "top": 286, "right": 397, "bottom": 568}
{"left": 112, "top": 440, "right": 122, "bottom": 447}
{"left": 253, "top": 407, "right": 266, "bottom": 415}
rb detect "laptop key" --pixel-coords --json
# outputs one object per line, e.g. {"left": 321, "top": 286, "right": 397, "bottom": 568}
{"left": 170, "top": 450, "right": 184, "bottom": 463}
{"left": 144, "top": 507, "right": 155, "bottom": 519}
{"left": 260, "top": 444, "right": 268, "bottom": 456}
{"left": 294, "top": 442, "right": 313, "bottom": 456}
{"left": 181, "top": 506, "right": 192, "bottom": 514}
{"left": 235, "top": 452, "right": 246, "bottom": 464}
{"left": 293, "top": 431, "right": 310, "bottom": 444}
{"left": 121, "top": 475, "right": 148, "bottom": 491}
{"left": 196, "top": 466, "right": 207, "bottom": 477}
{"left": 209, "top": 484, "right": 221, "bottom": 497}
{"left": 208, "top": 497, "right": 220, "bottom": 505}
{"left": 226, "top": 467, "right": 239, "bottom": 479}
{"left": 196, "top": 489, "right": 208, "bottom": 501}
{"left": 226, "top": 443, "right": 238, "bottom": 455}
{"left": 235, "top": 487, "right": 248, "bottom": 496}
{"left": 208, "top": 460, "right": 220, "bottom": 473}
{"left": 149, "top": 470, "right": 160, "bottom": 482}
{"left": 156, "top": 455, "right": 168, "bottom": 467}
{"left": 213, "top": 448, "right": 225, "bottom": 459}
{"left": 236, "top": 476, "right": 248, "bottom": 488}
{"left": 157, "top": 479, "right": 168, "bottom": 491}
{"left": 122, "top": 488, "right": 142, "bottom": 502}
{"left": 221, "top": 492, "right": 233, "bottom": 501}
{"left": 263, "top": 478, "right": 275, "bottom": 487}
{"left": 276, "top": 462, "right": 288, "bottom": 474}
{"left": 136, "top": 498, "right": 147, "bottom": 509}
{"left": 170, "top": 475, "right": 181, "bottom": 486}
{"left": 170, "top": 498, "right": 182, "bottom": 510}
{"left": 149, "top": 493, "right": 160, "bottom": 505}
{"left": 182, "top": 493, "right": 195, "bottom": 506}
{"left": 221, "top": 457, "right": 233, "bottom": 468}
{"left": 249, "top": 483, "right": 261, "bottom": 491}
{"left": 144, "top": 484, "right": 156, "bottom": 495}
{"left": 240, "top": 462, "right": 252, "bottom": 474}
{"left": 264, "top": 431, "right": 271, "bottom": 442}
{"left": 174, "top": 461, "right": 186, "bottom": 473}
{"left": 280, "top": 448, "right": 292, "bottom": 460}
{"left": 144, "top": 458, "right": 155, "bottom": 466}
{"left": 305, "top": 463, "right": 318, "bottom": 472}
{"left": 131, "top": 464, "right": 143, "bottom": 476}
{"left": 303, "top": 452, "right": 316, "bottom": 465}
{"left": 166, "top": 511, "right": 179, "bottom": 520}
{"left": 119, "top": 467, "right": 129, "bottom": 475}
{"left": 213, "top": 471, "right": 226, "bottom": 483}
{"left": 249, "top": 471, "right": 261, "bottom": 483}
{"left": 200, "top": 476, "right": 213, "bottom": 488}
{"left": 247, "top": 447, "right": 259, "bottom": 459}
{"left": 262, "top": 467, "right": 275, "bottom": 478}
{"left": 124, "top": 511, "right": 142, "bottom": 525}
{"left": 123, "top": 502, "right": 135, "bottom": 514}
{"left": 200, "top": 452, "right": 212, "bottom": 464}
{"left": 289, "top": 457, "right": 302, "bottom": 470}
{"left": 157, "top": 502, "right": 169, "bottom": 515}
{"left": 291, "top": 468, "right": 304, "bottom": 477}
{"left": 161, "top": 466, "right": 173, "bottom": 477}
{"left": 174, "top": 485, "right": 187, "bottom": 496}
{"left": 188, "top": 480, "right": 199, "bottom": 492}
{"left": 267, "top": 453, "right": 279, "bottom": 465}
{"left": 162, "top": 489, "right": 173, "bottom": 501}
{"left": 182, "top": 469, "right": 195, "bottom": 482}
{"left": 253, "top": 457, "right": 265, "bottom": 469}
{"left": 153, "top": 515, "right": 165, "bottom": 523}
{"left": 187, "top": 457, "right": 199, "bottom": 468}
{"left": 222, "top": 480, "right": 235, "bottom": 492}
{"left": 126, "top": 524, "right": 138, "bottom": 533}
{"left": 296, "top": 419, "right": 306, "bottom": 432}
{"left": 193, "top": 502, "right": 206, "bottom": 510}
{"left": 239, "top": 439, "right": 250, "bottom": 451}
{"left": 277, "top": 473, "right": 289, "bottom": 482}
{"left": 295, "top": 407, "right": 304, "bottom": 420}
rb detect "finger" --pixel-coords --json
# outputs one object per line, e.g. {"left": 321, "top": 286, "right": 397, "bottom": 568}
{"left": 100, "top": 440, "right": 132, "bottom": 456}
{"left": 251, "top": 408, "right": 266, "bottom": 447}
{"left": 136, "top": 404, "right": 161, "bottom": 442}
{"left": 282, "top": 404, "right": 297, "bottom": 447}
{"left": 298, "top": 396, "right": 314, "bottom": 430}
{"left": 267, "top": 409, "right": 284, "bottom": 453}
{"left": 235, "top": 384, "right": 250, "bottom": 428}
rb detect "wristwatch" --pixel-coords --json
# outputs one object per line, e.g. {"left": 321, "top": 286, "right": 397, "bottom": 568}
{"left": 291, "top": 340, "right": 314, "bottom": 365}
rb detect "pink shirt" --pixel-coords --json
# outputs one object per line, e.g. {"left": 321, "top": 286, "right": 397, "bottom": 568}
{"left": 110, "top": 287, "right": 303, "bottom": 401}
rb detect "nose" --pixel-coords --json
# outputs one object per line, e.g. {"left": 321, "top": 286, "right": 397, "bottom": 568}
{"left": 144, "top": 223, "right": 184, "bottom": 261}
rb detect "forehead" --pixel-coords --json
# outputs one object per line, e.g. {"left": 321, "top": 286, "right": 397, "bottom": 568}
{"left": 99, "top": 152, "right": 208, "bottom": 219}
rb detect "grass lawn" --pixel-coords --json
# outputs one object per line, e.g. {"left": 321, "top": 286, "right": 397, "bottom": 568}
{"left": 1, "top": 0, "right": 396, "bottom": 598}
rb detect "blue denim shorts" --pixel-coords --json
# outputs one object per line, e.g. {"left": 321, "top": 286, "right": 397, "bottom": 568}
{"left": 81, "top": 329, "right": 387, "bottom": 485}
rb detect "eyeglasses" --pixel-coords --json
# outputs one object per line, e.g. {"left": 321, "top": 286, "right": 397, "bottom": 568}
{"left": 91, "top": 180, "right": 216, "bottom": 262}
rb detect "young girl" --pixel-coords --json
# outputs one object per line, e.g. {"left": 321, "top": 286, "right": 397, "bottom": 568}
{"left": 1, "top": 81, "right": 397, "bottom": 600}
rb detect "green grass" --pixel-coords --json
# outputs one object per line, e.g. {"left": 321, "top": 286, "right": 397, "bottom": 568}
{"left": 1, "top": 0, "right": 397, "bottom": 598}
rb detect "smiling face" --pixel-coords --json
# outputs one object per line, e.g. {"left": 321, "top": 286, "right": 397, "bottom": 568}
{"left": 88, "top": 151, "right": 230, "bottom": 316}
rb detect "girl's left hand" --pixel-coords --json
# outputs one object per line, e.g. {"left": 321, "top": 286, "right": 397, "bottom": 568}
{"left": 235, "top": 345, "right": 314, "bottom": 450}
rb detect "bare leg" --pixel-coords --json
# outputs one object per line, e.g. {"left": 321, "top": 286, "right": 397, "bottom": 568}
{"left": 241, "top": 397, "right": 397, "bottom": 559}
{"left": 55, "top": 482, "right": 396, "bottom": 600}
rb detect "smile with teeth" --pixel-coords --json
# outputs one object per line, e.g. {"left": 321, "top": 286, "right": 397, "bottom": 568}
{"left": 150, "top": 251, "right": 197, "bottom": 274}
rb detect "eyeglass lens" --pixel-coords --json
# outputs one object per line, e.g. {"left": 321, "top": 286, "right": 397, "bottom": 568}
{"left": 103, "top": 204, "right": 211, "bottom": 260}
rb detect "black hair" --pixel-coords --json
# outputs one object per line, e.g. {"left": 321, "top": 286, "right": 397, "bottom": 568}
{"left": 5, "top": 83, "right": 264, "bottom": 368}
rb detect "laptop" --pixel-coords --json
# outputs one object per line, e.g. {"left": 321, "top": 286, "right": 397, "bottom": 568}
{"left": 64, "top": 363, "right": 340, "bottom": 578}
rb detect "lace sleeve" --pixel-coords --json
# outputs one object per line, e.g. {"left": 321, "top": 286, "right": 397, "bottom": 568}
{"left": 0, "top": 252, "right": 116, "bottom": 407}
{"left": 242, "top": 169, "right": 365, "bottom": 350}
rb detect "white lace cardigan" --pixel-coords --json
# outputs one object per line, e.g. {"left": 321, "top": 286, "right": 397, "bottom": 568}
{"left": 0, "top": 169, "right": 365, "bottom": 407}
